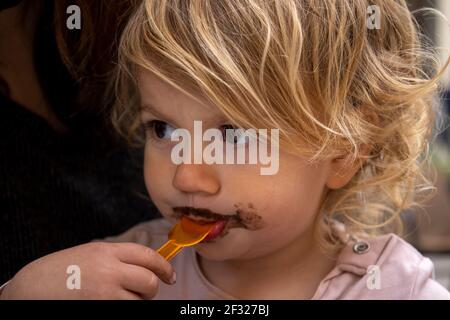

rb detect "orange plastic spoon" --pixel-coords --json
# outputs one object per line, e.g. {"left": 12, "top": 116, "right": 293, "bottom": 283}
{"left": 157, "top": 217, "right": 216, "bottom": 261}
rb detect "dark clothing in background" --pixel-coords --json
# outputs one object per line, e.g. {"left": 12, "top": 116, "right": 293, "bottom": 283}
{"left": 0, "top": 4, "right": 159, "bottom": 283}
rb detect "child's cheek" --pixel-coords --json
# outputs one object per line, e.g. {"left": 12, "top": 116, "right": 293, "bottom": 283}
{"left": 143, "top": 144, "right": 175, "bottom": 202}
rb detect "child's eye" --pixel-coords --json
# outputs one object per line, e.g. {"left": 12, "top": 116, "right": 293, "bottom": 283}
{"left": 144, "top": 120, "right": 176, "bottom": 140}
{"left": 219, "top": 124, "right": 248, "bottom": 145}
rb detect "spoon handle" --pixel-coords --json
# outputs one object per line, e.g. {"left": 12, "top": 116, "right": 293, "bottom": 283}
{"left": 157, "top": 240, "right": 183, "bottom": 261}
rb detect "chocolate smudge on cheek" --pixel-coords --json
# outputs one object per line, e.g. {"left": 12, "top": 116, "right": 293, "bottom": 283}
{"left": 230, "top": 206, "right": 265, "bottom": 230}
{"left": 222, "top": 202, "right": 266, "bottom": 235}
{"left": 216, "top": 203, "right": 265, "bottom": 239}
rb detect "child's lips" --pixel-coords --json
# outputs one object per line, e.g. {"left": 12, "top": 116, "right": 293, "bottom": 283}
{"left": 201, "top": 220, "right": 228, "bottom": 241}
{"left": 172, "top": 205, "right": 266, "bottom": 242}
{"left": 172, "top": 207, "right": 234, "bottom": 241}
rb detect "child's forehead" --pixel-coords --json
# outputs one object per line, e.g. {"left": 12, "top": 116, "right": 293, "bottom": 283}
{"left": 138, "top": 69, "right": 229, "bottom": 124}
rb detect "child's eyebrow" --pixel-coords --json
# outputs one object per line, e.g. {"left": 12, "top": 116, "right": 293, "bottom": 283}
{"left": 140, "top": 103, "right": 176, "bottom": 124}
{"left": 140, "top": 102, "right": 230, "bottom": 127}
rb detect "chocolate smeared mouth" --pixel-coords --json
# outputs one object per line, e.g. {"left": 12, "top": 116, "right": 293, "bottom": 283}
{"left": 172, "top": 204, "right": 266, "bottom": 240}
{"left": 172, "top": 207, "right": 231, "bottom": 224}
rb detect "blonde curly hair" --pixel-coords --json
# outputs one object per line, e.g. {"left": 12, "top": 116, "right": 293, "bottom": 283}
{"left": 112, "top": 0, "right": 450, "bottom": 250}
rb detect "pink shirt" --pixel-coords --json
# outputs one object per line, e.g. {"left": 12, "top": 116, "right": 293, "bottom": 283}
{"left": 101, "top": 219, "right": 450, "bottom": 300}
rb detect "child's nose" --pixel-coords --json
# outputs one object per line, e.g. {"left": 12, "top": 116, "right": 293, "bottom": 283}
{"left": 172, "top": 163, "right": 220, "bottom": 195}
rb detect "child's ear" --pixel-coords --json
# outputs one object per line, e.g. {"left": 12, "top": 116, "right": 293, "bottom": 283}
{"left": 326, "top": 107, "right": 377, "bottom": 189}
{"left": 325, "top": 144, "right": 371, "bottom": 190}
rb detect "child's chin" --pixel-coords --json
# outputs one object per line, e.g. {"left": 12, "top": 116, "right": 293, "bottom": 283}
{"left": 194, "top": 229, "right": 250, "bottom": 260}
{"left": 194, "top": 241, "right": 239, "bottom": 261}
{"left": 195, "top": 249, "right": 228, "bottom": 261}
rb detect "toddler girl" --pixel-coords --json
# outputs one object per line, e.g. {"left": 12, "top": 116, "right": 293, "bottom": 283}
{"left": 1, "top": 0, "right": 450, "bottom": 299}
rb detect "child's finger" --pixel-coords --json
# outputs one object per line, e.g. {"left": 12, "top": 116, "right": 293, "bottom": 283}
{"left": 112, "top": 242, "right": 176, "bottom": 285}
{"left": 117, "top": 289, "right": 143, "bottom": 300}
{"left": 120, "top": 264, "right": 160, "bottom": 300}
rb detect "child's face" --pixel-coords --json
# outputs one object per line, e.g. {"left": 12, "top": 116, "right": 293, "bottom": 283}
{"left": 138, "top": 70, "right": 344, "bottom": 261}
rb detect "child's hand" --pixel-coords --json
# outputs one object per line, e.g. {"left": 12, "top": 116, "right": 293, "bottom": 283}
{"left": 0, "top": 242, "right": 176, "bottom": 300}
